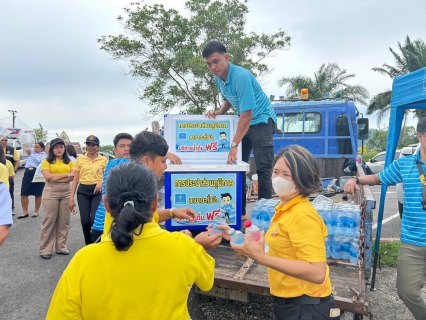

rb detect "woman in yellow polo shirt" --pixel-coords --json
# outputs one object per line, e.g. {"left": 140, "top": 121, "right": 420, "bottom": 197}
{"left": 0, "top": 146, "right": 14, "bottom": 187}
{"left": 39, "top": 138, "right": 75, "bottom": 260}
{"left": 47, "top": 162, "right": 214, "bottom": 319}
{"left": 69, "top": 135, "right": 107, "bottom": 245}
{"left": 231, "top": 145, "right": 339, "bottom": 320}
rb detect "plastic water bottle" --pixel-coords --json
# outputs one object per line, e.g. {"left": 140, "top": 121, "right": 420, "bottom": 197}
{"left": 343, "top": 206, "right": 356, "bottom": 236}
{"left": 330, "top": 234, "right": 342, "bottom": 259}
{"left": 210, "top": 210, "right": 227, "bottom": 236}
{"left": 228, "top": 228, "right": 244, "bottom": 245}
{"left": 252, "top": 203, "right": 262, "bottom": 227}
{"left": 244, "top": 220, "right": 261, "bottom": 242}
{"left": 323, "top": 205, "right": 336, "bottom": 236}
{"left": 340, "top": 236, "right": 351, "bottom": 260}
{"left": 352, "top": 205, "right": 361, "bottom": 236}
{"left": 325, "top": 235, "right": 332, "bottom": 258}
{"left": 349, "top": 237, "right": 359, "bottom": 264}
{"left": 334, "top": 206, "right": 345, "bottom": 235}
{"left": 356, "top": 152, "right": 362, "bottom": 165}
{"left": 259, "top": 206, "right": 271, "bottom": 231}
{"left": 265, "top": 200, "right": 276, "bottom": 220}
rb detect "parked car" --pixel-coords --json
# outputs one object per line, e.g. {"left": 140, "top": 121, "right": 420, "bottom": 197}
{"left": 365, "top": 150, "right": 401, "bottom": 174}
{"left": 99, "top": 151, "right": 115, "bottom": 161}
{"left": 396, "top": 143, "right": 420, "bottom": 217}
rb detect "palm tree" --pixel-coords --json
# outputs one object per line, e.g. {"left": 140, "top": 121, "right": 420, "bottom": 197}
{"left": 367, "top": 36, "right": 426, "bottom": 123}
{"left": 277, "top": 62, "right": 369, "bottom": 104}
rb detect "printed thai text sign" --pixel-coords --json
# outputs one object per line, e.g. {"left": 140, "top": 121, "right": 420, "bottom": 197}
{"left": 175, "top": 120, "right": 232, "bottom": 153}
{"left": 169, "top": 172, "right": 238, "bottom": 228}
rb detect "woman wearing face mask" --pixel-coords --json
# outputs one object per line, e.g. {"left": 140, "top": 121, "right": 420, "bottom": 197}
{"left": 231, "top": 145, "right": 339, "bottom": 320}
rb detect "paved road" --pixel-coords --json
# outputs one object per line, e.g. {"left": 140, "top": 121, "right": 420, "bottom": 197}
{"left": 0, "top": 169, "right": 402, "bottom": 319}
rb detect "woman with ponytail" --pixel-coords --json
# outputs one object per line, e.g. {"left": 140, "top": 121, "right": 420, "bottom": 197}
{"left": 46, "top": 162, "right": 215, "bottom": 320}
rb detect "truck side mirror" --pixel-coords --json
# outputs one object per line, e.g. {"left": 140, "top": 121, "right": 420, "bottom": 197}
{"left": 357, "top": 118, "right": 369, "bottom": 140}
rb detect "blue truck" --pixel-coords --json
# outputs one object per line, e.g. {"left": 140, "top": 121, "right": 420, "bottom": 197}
{"left": 248, "top": 98, "right": 369, "bottom": 180}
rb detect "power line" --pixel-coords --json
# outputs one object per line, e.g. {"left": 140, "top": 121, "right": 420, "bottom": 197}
{"left": 15, "top": 116, "right": 32, "bottom": 129}
{"left": 8, "top": 110, "right": 18, "bottom": 127}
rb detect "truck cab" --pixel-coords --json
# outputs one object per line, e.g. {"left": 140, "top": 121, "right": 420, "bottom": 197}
{"left": 271, "top": 98, "right": 369, "bottom": 178}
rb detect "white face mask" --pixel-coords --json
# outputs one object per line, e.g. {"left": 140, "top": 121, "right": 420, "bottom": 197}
{"left": 272, "top": 176, "right": 297, "bottom": 197}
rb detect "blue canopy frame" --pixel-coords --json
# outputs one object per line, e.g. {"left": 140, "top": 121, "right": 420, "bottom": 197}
{"left": 371, "top": 67, "right": 426, "bottom": 289}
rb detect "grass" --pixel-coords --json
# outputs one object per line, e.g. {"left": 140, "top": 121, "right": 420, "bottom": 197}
{"left": 373, "top": 240, "right": 400, "bottom": 267}
{"left": 361, "top": 151, "right": 379, "bottom": 162}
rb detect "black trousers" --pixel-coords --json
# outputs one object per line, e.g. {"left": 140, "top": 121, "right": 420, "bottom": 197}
{"left": 90, "top": 229, "right": 103, "bottom": 243}
{"left": 77, "top": 184, "right": 101, "bottom": 245}
{"left": 9, "top": 178, "right": 14, "bottom": 209}
{"left": 241, "top": 118, "right": 275, "bottom": 215}
{"left": 273, "top": 296, "right": 340, "bottom": 320}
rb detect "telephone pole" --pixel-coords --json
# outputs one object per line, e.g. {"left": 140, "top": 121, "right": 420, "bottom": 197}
{"left": 8, "top": 110, "right": 18, "bottom": 127}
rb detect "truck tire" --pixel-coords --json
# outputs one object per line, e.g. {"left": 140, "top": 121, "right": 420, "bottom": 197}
{"left": 398, "top": 201, "right": 403, "bottom": 219}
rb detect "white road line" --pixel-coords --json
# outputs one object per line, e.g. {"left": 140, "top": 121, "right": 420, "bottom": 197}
{"left": 372, "top": 212, "right": 400, "bottom": 230}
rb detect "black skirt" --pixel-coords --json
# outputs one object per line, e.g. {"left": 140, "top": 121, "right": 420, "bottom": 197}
{"left": 21, "top": 168, "right": 45, "bottom": 196}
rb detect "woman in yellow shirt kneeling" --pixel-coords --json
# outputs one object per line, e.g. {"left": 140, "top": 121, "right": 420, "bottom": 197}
{"left": 47, "top": 162, "right": 214, "bottom": 320}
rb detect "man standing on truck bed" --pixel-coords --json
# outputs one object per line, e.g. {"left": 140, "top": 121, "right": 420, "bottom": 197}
{"left": 203, "top": 40, "right": 277, "bottom": 219}
{"left": 1, "top": 137, "right": 19, "bottom": 210}
{"left": 345, "top": 117, "right": 426, "bottom": 320}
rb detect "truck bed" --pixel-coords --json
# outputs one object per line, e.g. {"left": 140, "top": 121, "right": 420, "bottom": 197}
{"left": 209, "top": 245, "right": 369, "bottom": 315}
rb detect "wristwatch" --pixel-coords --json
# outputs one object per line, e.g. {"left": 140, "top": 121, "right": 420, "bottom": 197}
{"left": 67, "top": 174, "right": 70, "bottom": 178}
{"left": 231, "top": 142, "right": 238, "bottom": 148}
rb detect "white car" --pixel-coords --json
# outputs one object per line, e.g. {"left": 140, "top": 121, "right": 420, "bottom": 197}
{"left": 396, "top": 143, "right": 420, "bottom": 216}
{"left": 365, "top": 150, "right": 400, "bottom": 174}
{"left": 7, "top": 139, "right": 28, "bottom": 167}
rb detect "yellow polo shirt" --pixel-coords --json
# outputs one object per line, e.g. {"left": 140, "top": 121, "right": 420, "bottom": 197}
{"left": 46, "top": 223, "right": 214, "bottom": 320}
{"left": 0, "top": 163, "right": 9, "bottom": 186}
{"left": 265, "top": 195, "right": 332, "bottom": 298}
{"left": 6, "top": 160, "right": 14, "bottom": 178}
{"left": 3, "top": 146, "right": 19, "bottom": 162}
{"left": 41, "top": 158, "right": 74, "bottom": 174}
{"left": 75, "top": 154, "right": 107, "bottom": 185}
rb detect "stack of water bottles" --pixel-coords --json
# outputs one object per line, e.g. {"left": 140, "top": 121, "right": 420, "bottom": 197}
{"left": 313, "top": 198, "right": 361, "bottom": 265}
{"left": 251, "top": 198, "right": 280, "bottom": 232}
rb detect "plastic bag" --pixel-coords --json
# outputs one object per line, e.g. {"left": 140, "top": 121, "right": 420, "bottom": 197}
{"left": 32, "top": 163, "right": 45, "bottom": 183}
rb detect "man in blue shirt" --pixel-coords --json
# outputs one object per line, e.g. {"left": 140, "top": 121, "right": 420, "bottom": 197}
{"left": 203, "top": 40, "right": 277, "bottom": 219}
{"left": 345, "top": 117, "right": 426, "bottom": 320}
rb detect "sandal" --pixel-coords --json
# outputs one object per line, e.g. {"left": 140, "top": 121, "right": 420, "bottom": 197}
{"left": 17, "top": 214, "right": 29, "bottom": 219}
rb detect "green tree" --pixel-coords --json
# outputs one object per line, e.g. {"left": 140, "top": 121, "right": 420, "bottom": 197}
{"left": 367, "top": 126, "right": 418, "bottom": 151}
{"left": 98, "top": 0, "right": 291, "bottom": 116}
{"left": 277, "top": 62, "right": 369, "bottom": 104}
{"left": 34, "top": 123, "right": 48, "bottom": 143}
{"left": 367, "top": 127, "right": 389, "bottom": 151}
{"left": 367, "top": 36, "right": 426, "bottom": 124}
{"left": 99, "top": 145, "right": 114, "bottom": 154}
{"left": 397, "top": 126, "right": 418, "bottom": 148}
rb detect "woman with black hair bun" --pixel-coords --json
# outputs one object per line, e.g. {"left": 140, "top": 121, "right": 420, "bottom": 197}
{"left": 47, "top": 162, "right": 215, "bottom": 319}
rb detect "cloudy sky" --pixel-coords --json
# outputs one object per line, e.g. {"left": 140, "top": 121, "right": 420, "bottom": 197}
{"left": 0, "top": 0, "right": 424, "bottom": 146}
